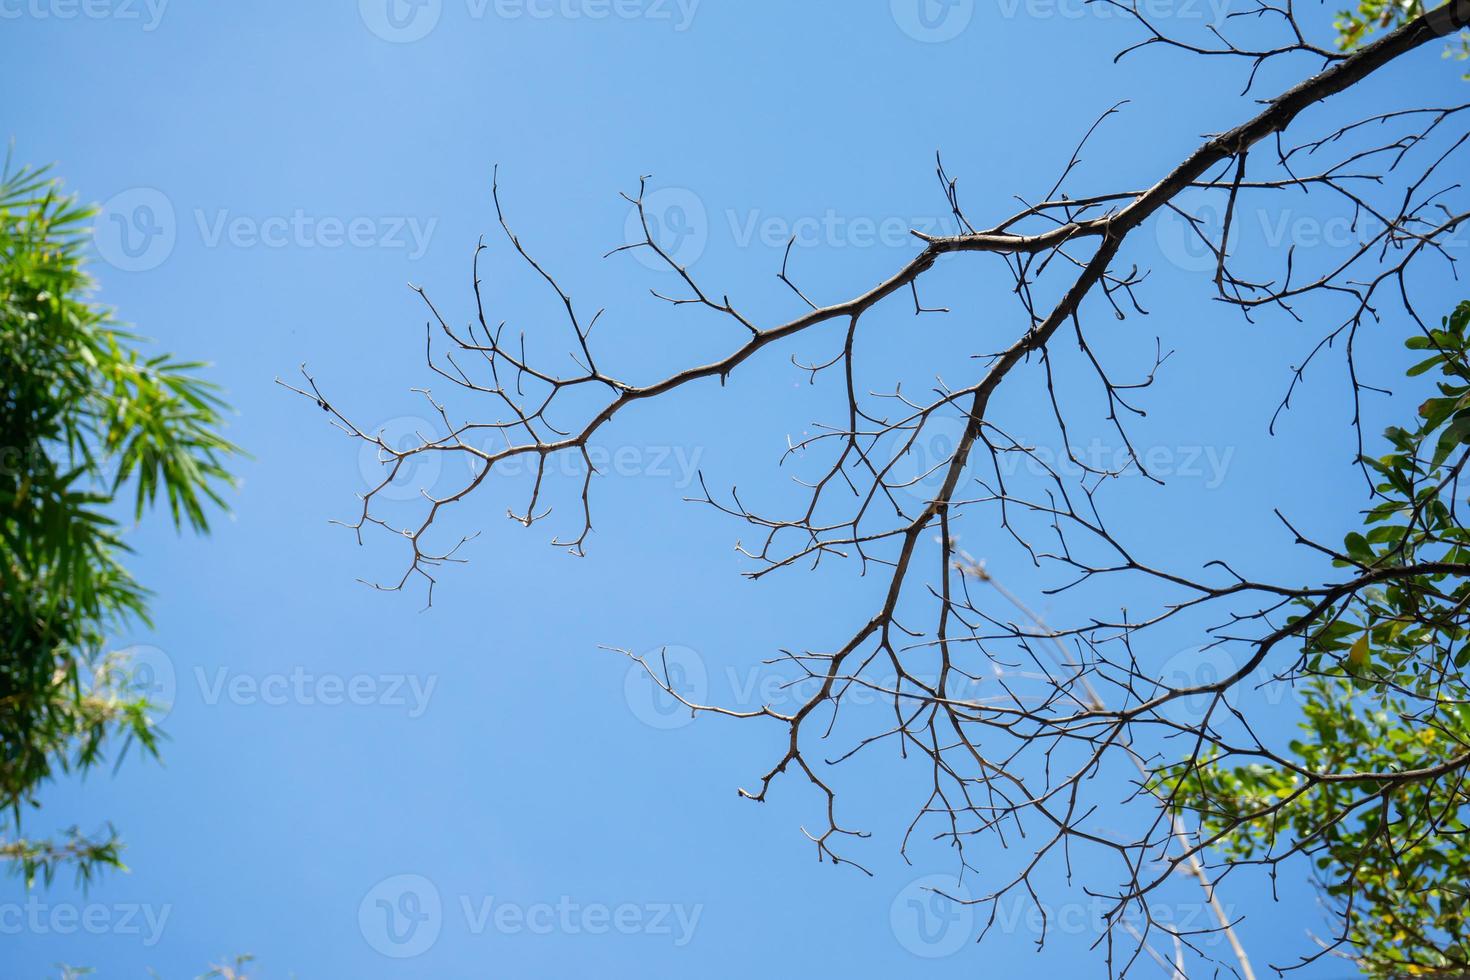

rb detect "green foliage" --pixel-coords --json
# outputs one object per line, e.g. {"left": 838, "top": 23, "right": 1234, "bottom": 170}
{"left": 1172, "top": 683, "right": 1469, "bottom": 975}
{"left": 1335, "top": 0, "right": 1469, "bottom": 75}
{"left": 1165, "top": 301, "right": 1470, "bottom": 976}
{"left": 0, "top": 156, "right": 240, "bottom": 886}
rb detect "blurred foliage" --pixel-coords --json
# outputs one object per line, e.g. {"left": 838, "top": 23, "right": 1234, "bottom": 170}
{"left": 1, "top": 155, "right": 240, "bottom": 887}
{"left": 1335, "top": 0, "right": 1469, "bottom": 74}
{"left": 1166, "top": 302, "right": 1470, "bottom": 976}
{"left": 57, "top": 954, "right": 262, "bottom": 979}
{"left": 198, "top": 953, "right": 258, "bottom": 979}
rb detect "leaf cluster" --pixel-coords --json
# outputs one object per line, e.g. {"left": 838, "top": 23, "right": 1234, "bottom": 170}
{"left": 0, "top": 158, "right": 240, "bottom": 885}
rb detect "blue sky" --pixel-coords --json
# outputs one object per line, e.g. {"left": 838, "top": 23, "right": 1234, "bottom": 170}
{"left": 3, "top": 2, "right": 1468, "bottom": 977}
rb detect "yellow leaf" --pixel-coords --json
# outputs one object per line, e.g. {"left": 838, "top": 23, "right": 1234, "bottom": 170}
{"left": 1348, "top": 634, "right": 1370, "bottom": 673}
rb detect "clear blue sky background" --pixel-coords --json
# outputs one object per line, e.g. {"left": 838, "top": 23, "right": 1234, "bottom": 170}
{"left": 3, "top": 2, "right": 1467, "bottom": 977}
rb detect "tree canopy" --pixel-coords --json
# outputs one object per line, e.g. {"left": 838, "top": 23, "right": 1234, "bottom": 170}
{"left": 0, "top": 158, "right": 239, "bottom": 887}
{"left": 293, "top": 3, "right": 1470, "bottom": 973}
